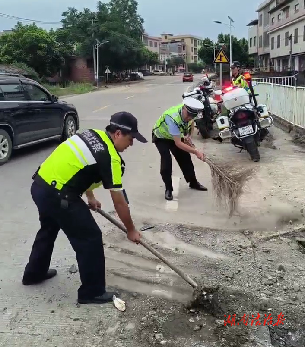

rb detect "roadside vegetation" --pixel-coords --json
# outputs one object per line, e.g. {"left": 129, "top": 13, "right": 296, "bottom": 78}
{"left": 44, "top": 82, "right": 96, "bottom": 97}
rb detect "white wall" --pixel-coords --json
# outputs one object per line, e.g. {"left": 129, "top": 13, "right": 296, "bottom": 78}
{"left": 270, "top": 18, "right": 305, "bottom": 58}
{"left": 249, "top": 25, "right": 258, "bottom": 54}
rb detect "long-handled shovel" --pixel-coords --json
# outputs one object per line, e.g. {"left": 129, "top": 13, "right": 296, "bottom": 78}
{"left": 96, "top": 208, "right": 198, "bottom": 289}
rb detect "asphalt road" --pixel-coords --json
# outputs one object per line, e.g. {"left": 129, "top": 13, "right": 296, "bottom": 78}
{"left": 2, "top": 74, "right": 305, "bottom": 346}
{"left": 1, "top": 74, "right": 219, "bottom": 229}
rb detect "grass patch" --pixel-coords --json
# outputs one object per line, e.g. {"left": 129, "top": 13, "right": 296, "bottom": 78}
{"left": 43, "top": 82, "right": 95, "bottom": 97}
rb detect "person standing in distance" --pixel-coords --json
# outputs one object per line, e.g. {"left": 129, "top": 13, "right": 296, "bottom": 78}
{"left": 152, "top": 97, "right": 207, "bottom": 201}
{"left": 22, "top": 112, "right": 147, "bottom": 305}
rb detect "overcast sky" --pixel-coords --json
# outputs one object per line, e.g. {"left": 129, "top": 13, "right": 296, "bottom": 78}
{"left": 0, "top": 0, "right": 262, "bottom": 40}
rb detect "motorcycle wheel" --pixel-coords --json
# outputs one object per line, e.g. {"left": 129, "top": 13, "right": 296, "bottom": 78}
{"left": 245, "top": 138, "right": 260, "bottom": 162}
{"left": 196, "top": 118, "right": 211, "bottom": 139}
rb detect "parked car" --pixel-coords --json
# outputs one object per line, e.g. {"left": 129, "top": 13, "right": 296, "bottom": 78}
{"left": 183, "top": 73, "right": 194, "bottom": 82}
{"left": 153, "top": 70, "right": 166, "bottom": 76}
{"left": 138, "top": 69, "right": 152, "bottom": 76}
{"left": 0, "top": 73, "right": 79, "bottom": 166}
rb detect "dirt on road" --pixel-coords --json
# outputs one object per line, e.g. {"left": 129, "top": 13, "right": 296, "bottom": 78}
{"left": 2, "top": 125, "right": 305, "bottom": 347}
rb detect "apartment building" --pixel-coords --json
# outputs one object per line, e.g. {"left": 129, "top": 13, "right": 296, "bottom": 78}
{"left": 160, "top": 33, "right": 204, "bottom": 64}
{"left": 269, "top": 0, "right": 305, "bottom": 71}
{"left": 142, "top": 32, "right": 162, "bottom": 71}
{"left": 257, "top": 0, "right": 272, "bottom": 71}
{"left": 247, "top": 19, "right": 259, "bottom": 67}
{"left": 250, "top": 0, "right": 305, "bottom": 72}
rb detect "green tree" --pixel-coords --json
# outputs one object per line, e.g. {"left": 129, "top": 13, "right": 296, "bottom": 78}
{"left": 217, "top": 33, "right": 250, "bottom": 66}
{"left": 198, "top": 38, "right": 215, "bottom": 65}
{"left": 0, "top": 23, "right": 64, "bottom": 77}
{"left": 187, "top": 62, "right": 205, "bottom": 73}
{"left": 140, "top": 48, "right": 159, "bottom": 66}
{"left": 58, "top": 0, "right": 146, "bottom": 71}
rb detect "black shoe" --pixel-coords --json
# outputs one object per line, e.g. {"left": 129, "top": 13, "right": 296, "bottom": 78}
{"left": 165, "top": 190, "right": 173, "bottom": 200}
{"left": 22, "top": 269, "right": 57, "bottom": 285}
{"left": 78, "top": 291, "right": 119, "bottom": 305}
{"left": 189, "top": 182, "right": 208, "bottom": 191}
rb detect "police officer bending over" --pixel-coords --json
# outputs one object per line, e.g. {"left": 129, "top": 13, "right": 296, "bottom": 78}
{"left": 22, "top": 112, "right": 147, "bottom": 305}
{"left": 152, "top": 97, "right": 207, "bottom": 201}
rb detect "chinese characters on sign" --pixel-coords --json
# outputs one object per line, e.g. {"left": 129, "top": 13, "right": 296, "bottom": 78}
{"left": 223, "top": 312, "right": 285, "bottom": 327}
{"left": 81, "top": 130, "right": 105, "bottom": 153}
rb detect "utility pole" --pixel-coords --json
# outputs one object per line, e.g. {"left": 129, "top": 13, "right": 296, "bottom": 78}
{"left": 92, "top": 19, "right": 97, "bottom": 84}
{"left": 228, "top": 16, "right": 234, "bottom": 78}
{"left": 95, "top": 39, "right": 109, "bottom": 88}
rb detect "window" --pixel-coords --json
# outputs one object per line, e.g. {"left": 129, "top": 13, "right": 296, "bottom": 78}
{"left": 295, "top": 28, "right": 299, "bottom": 43}
{"left": 263, "top": 32, "right": 270, "bottom": 47}
{"left": 285, "top": 31, "right": 290, "bottom": 46}
{"left": 191, "top": 47, "right": 193, "bottom": 52}
{"left": 24, "top": 84, "right": 50, "bottom": 102}
{"left": 259, "top": 35, "right": 263, "bottom": 48}
{"left": 278, "top": 13, "right": 282, "bottom": 21}
{"left": 295, "top": 3, "right": 299, "bottom": 12}
{"left": 149, "top": 41, "right": 152, "bottom": 47}
{"left": 259, "top": 14, "right": 262, "bottom": 26}
{"left": 277, "top": 34, "right": 280, "bottom": 48}
{"left": 250, "top": 38, "right": 253, "bottom": 47}
{"left": 254, "top": 36, "right": 257, "bottom": 46}
{"left": 154, "top": 42, "right": 157, "bottom": 47}
{"left": 272, "top": 17, "right": 275, "bottom": 24}
{"left": 0, "top": 84, "right": 26, "bottom": 101}
{"left": 303, "top": 25, "right": 305, "bottom": 40}
{"left": 285, "top": 8, "right": 289, "bottom": 18}
{"left": 271, "top": 36, "right": 275, "bottom": 49}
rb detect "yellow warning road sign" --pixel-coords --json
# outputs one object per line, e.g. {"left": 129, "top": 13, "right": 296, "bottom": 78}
{"left": 214, "top": 49, "right": 229, "bottom": 64}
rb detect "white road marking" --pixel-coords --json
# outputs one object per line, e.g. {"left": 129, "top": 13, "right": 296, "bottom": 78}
{"left": 92, "top": 105, "right": 110, "bottom": 113}
{"left": 165, "top": 176, "right": 180, "bottom": 211}
{"left": 125, "top": 95, "right": 134, "bottom": 99}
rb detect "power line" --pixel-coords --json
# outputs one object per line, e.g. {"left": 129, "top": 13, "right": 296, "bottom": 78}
{"left": 0, "top": 12, "right": 61, "bottom": 25}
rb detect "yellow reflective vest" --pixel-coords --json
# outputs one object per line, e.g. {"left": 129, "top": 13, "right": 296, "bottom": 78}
{"left": 37, "top": 129, "right": 125, "bottom": 195}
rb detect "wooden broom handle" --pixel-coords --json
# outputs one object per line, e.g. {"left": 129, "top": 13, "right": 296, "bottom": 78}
{"left": 96, "top": 208, "right": 198, "bottom": 289}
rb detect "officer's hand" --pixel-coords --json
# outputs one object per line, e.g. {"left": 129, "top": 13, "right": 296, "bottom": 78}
{"left": 88, "top": 198, "right": 102, "bottom": 211}
{"left": 127, "top": 229, "right": 141, "bottom": 244}
{"left": 195, "top": 150, "right": 205, "bottom": 161}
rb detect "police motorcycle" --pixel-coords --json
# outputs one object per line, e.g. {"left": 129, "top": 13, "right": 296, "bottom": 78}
{"left": 212, "top": 81, "right": 273, "bottom": 162}
{"left": 182, "top": 79, "right": 220, "bottom": 139}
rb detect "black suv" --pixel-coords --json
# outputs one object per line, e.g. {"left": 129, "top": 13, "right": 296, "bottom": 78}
{"left": 0, "top": 73, "right": 79, "bottom": 165}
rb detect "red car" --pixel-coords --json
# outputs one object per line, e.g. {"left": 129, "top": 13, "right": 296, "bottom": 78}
{"left": 183, "top": 73, "right": 194, "bottom": 82}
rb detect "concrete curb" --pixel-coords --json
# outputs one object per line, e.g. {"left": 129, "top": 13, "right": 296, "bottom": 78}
{"left": 270, "top": 113, "right": 305, "bottom": 146}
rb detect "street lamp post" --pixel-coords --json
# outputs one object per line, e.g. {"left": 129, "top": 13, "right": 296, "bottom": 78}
{"left": 214, "top": 16, "right": 235, "bottom": 78}
{"left": 95, "top": 39, "right": 109, "bottom": 88}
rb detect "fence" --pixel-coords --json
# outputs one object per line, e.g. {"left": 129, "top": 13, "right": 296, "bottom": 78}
{"left": 253, "top": 75, "right": 297, "bottom": 87}
{"left": 255, "top": 82, "right": 305, "bottom": 128}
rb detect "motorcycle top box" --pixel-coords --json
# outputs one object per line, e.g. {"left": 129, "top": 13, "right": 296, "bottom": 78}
{"left": 222, "top": 88, "right": 250, "bottom": 110}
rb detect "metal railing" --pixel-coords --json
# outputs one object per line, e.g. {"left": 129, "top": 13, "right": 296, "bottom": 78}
{"left": 255, "top": 81, "right": 305, "bottom": 128}
{"left": 252, "top": 75, "right": 297, "bottom": 87}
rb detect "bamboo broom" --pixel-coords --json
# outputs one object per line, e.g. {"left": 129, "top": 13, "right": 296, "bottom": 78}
{"left": 185, "top": 138, "right": 254, "bottom": 216}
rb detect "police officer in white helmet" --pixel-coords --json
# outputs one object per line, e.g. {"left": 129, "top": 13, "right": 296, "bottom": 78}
{"left": 152, "top": 97, "right": 208, "bottom": 201}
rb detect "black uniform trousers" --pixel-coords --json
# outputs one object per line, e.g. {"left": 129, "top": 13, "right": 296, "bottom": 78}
{"left": 23, "top": 181, "right": 106, "bottom": 300}
{"left": 154, "top": 138, "right": 197, "bottom": 191}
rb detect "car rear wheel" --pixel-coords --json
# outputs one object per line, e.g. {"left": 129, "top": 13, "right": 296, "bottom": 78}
{"left": 0, "top": 129, "right": 13, "bottom": 166}
{"left": 62, "top": 115, "right": 77, "bottom": 141}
